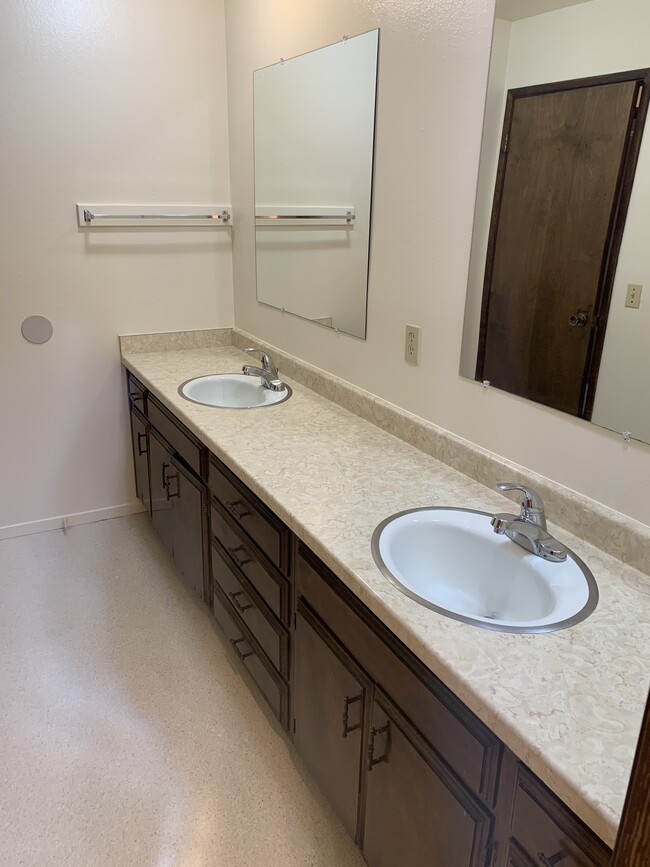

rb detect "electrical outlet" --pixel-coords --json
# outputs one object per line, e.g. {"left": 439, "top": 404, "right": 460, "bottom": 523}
{"left": 625, "top": 284, "right": 642, "bottom": 309}
{"left": 405, "top": 324, "right": 420, "bottom": 365}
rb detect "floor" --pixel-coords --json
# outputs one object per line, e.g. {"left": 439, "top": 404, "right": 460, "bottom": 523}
{"left": 0, "top": 514, "right": 366, "bottom": 867}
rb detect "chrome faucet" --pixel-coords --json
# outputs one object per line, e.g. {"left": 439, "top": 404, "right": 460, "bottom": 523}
{"left": 242, "top": 347, "right": 285, "bottom": 391}
{"left": 491, "top": 482, "right": 567, "bottom": 562}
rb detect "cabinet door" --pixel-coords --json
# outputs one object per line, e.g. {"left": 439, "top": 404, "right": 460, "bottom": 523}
{"left": 363, "top": 695, "right": 493, "bottom": 867}
{"left": 149, "top": 430, "right": 174, "bottom": 558}
{"left": 168, "top": 456, "right": 206, "bottom": 601}
{"left": 293, "top": 601, "right": 368, "bottom": 841}
{"left": 129, "top": 407, "right": 151, "bottom": 514}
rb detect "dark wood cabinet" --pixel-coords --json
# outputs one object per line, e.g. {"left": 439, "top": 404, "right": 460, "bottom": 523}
{"left": 129, "top": 404, "right": 151, "bottom": 514}
{"left": 363, "top": 693, "right": 493, "bottom": 867}
{"left": 123, "top": 367, "right": 612, "bottom": 867}
{"left": 293, "top": 601, "right": 368, "bottom": 840}
{"left": 148, "top": 427, "right": 207, "bottom": 600}
{"left": 149, "top": 428, "right": 174, "bottom": 558}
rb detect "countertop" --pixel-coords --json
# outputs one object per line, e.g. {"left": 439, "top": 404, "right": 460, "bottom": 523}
{"left": 120, "top": 340, "right": 650, "bottom": 848}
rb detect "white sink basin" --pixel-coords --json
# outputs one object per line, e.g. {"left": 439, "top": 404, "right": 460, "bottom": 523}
{"left": 371, "top": 508, "right": 598, "bottom": 633}
{"left": 179, "top": 374, "right": 292, "bottom": 408}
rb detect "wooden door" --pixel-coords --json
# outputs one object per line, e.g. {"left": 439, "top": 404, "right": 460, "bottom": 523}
{"left": 477, "top": 70, "right": 648, "bottom": 417}
{"left": 149, "top": 429, "right": 174, "bottom": 558}
{"left": 129, "top": 406, "right": 151, "bottom": 514}
{"left": 168, "top": 456, "right": 206, "bottom": 601}
{"left": 362, "top": 694, "right": 493, "bottom": 867}
{"left": 293, "top": 601, "right": 368, "bottom": 841}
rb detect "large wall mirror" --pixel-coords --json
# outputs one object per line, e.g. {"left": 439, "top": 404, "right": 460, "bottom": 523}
{"left": 460, "top": 0, "right": 650, "bottom": 444}
{"left": 253, "top": 30, "right": 379, "bottom": 340}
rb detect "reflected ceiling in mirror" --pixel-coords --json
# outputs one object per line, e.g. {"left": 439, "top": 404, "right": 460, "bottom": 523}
{"left": 253, "top": 30, "right": 379, "bottom": 339}
{"left": 460, "top": 0, "right": 650, "bottom": 445}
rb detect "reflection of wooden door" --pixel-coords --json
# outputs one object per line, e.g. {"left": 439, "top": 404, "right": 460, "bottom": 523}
{"left": 476, "top": 70, "right": 649, "bottom": 417}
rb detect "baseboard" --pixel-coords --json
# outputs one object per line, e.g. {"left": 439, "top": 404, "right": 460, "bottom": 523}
{"left": 0, "top": 502, "right": 146, "bottom": 541}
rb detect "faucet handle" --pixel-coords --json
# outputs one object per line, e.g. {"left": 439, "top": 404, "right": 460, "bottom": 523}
{"left": 244, "top": 347, "right": 278, "bottom": 376}
{"left": 496, "top": 482, "right": 546, "bottom": 528}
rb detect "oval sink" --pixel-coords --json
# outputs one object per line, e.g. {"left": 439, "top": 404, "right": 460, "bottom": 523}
{"left": 179, "top": 374, "right": 292, "bottom": 408}
{"left": 371, "top": 507, "right": 598, "bottom": 633}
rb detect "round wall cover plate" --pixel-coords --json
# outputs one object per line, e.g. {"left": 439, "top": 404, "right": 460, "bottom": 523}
{"left": 21, "top": 316, "right": 54, "bottom": 344}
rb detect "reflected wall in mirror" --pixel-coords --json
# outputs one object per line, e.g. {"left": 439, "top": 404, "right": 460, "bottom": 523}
{"left": 253, "top": 30, "right": 379, "bottom": 340}
{"left": 460, "top": 0, "right": 650, "bottom": 444}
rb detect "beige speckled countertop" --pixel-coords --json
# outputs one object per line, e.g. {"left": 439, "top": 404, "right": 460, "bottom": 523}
{"left": 120, "top": 333, "right": 650, "bottom": 849}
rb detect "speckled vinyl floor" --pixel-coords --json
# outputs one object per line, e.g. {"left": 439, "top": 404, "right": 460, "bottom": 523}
{"left": 0, "top": 514, "right": 366, "bottom": 867}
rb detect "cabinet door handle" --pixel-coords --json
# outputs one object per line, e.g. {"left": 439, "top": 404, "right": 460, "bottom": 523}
{"left": 230, "top": 637, "right": 254, "bottom": 661}
{"left": 367, "top": 721, "right": 391, "bottom": 770}
{"left": 537, "top": 853, "right": 567, "bottom": 867}
{"left": 226, "top": 500, "right": 252, "bottom": 521}
{"left": 162, "top": 461, "right": 170, "bottom": 489}
{"left": 342, "top": 694, "right": 362, "bottom": 738}
{"left": 165, "top": 471, "right": 180, "bottom": 499}
{"left": 227, "top": 544, "right": 253, "bottom": 568}
{"left": 229, "top": 590, "right": 253, "bottom": 614}
{"left": 137, "top": 431, "right": 147, "bottom": 455}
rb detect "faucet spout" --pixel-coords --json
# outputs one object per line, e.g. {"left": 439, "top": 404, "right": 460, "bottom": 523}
{"left": 492, "top": 484, "right": 567, "bottom": 562}
{"left": 242, "top": 348, "right": 285, "bottom": 391}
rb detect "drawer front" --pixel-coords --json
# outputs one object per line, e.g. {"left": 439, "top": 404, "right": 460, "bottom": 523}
{"left": 127, "top": 371, "right": 146, "bottom": 409}
{"left": 209, "top": 456, "right": 290, "bottom": 575}
{"left": 297, "top": 544, "right": 501, "bottom": 805}
{"left": 511, "top": 765, "right": 611, "bottom": 867}
{"left": 147, "top": 395, "right": 203, "bottom": 478}
{"left": 212, "top": 540, "right": 287, "bottom": 676}
{"left": 211, "top": 505, "right": 288, "bottom": 623}
{"left": 212, "top": 585, "right": 287, "bottom": 726}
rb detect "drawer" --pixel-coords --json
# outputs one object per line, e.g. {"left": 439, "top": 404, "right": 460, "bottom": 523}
{"left": 126, "top": 370, "right": 146, "bottom": 410}
{"left": 212, "top": 539, "right": 288, "bottom": 677}
{"left": 297, "top": 543, "right": 501, "bottom": 805}
{"left": 209, "top": 455, "right": 290, "bottom": 575}
{"left": 212, "top": 584, "right": 288, "bottom": 726}
{"left": 148, "top": 394, "right": 204, "bottom": 478}
{"left": 511, "top": 765, "right": 611, "bottom": 867}
{"left": 211, "top": 504, "right": 289, "bottom": 623}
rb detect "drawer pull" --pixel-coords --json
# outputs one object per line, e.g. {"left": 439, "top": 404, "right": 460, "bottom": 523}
{"left": 368, "top": 722, "right": 391, "bottom": 770}
{"left": 162, "top": 461, "right": 170, "bottom": 489}
{"left": 227, "top": 544, "right": 254, "bottom": 568}
{"left": 165, "top": 471, "right": 180, "bottom": 499}
{"left": 342, "top": 694, "right": 362, "bottom": 738}
{"left": 226, "top": 500, "right": 252, "bottom": 521}
{"left": 137, "top": 431, "right": 147, "bottom": 455}
{"left": 537, "top": 853, "right": 566, "bottom": 867}
{"left": 130, "top": 392, "right": 143, "bottom": 403}
{"left": 229, "top": 590, "right": 253, "bottom": 614}
{"left": 230, "top": 637, "right": 254, "bottom": 661}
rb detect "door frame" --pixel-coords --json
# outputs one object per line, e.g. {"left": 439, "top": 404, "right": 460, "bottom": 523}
{"left": 476, "top": 68, "right": 650, "bottom": 419}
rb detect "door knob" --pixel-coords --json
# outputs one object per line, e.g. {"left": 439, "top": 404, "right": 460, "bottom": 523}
{"left": 568, "top": 312, "right": 588, "bottom": 327}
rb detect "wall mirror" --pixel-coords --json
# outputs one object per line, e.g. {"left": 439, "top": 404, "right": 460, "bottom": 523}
{"left": 253, "top": 29, "right": 379, "bottom": 340}
{"left": 460, "top": 0, "right": 650, "bottom": 444}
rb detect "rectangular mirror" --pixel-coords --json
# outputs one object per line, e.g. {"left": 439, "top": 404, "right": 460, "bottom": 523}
{"left": 460, "top": 0, "right": 650, "bottom": 444}
{"left": 253, "top": 29, "right": 379, "bottom": 340}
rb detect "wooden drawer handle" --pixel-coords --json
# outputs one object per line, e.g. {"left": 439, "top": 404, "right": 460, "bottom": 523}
{"left": 229, "top": 590, "right": 253, "bottom": 615}
{"left": 230, "top": 637, "right": 254, "bottom": 662}
{"left": 226, "top": 500, "right": 252, "bottom": 521}
{"left": 368, "top": 722, "right": 391, "bottom": 770}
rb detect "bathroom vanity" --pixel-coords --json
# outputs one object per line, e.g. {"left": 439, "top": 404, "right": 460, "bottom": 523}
{"left": 121, "top": 335, "right": 650, "bottom": 867}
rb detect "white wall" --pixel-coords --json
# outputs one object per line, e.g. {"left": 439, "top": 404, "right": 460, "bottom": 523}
{"left": 0, "top": 0, "right": 233, "bottom": 531}
{"left": 224, "top": 0, "right": 650, "bottom": 527}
